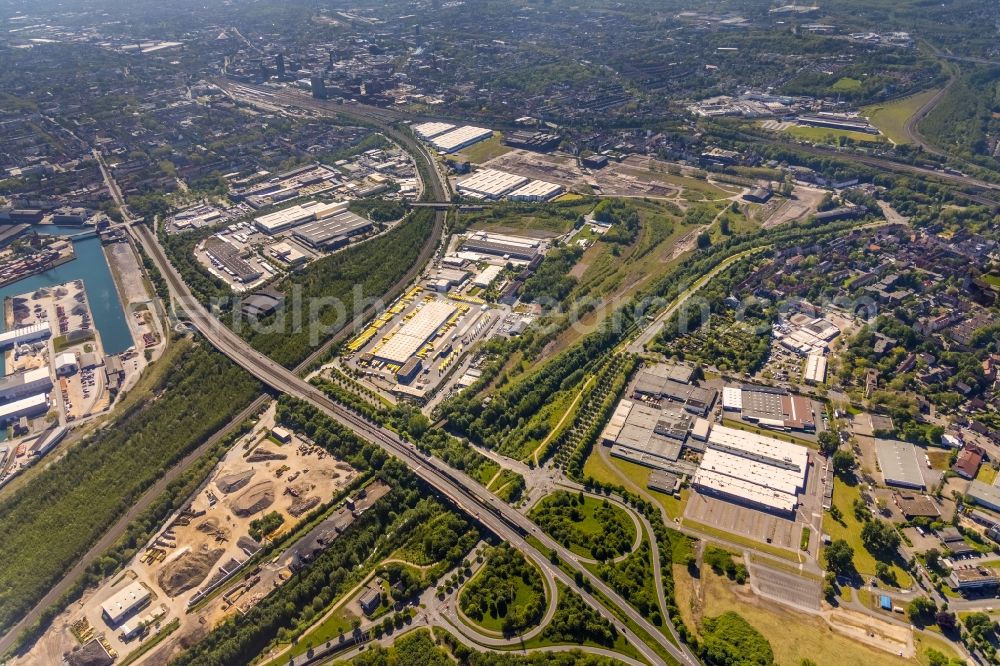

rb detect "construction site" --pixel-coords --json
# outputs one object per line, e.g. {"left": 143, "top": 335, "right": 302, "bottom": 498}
{"left": 19, "top": 405, "right": 358, "bottom": 666}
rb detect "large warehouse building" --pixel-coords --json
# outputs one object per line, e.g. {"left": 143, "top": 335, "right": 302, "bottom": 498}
{"left": 430, "top": 126, "right": 493, "bottom": 153}
{"left": 692, "top": 423, "right": 809, "bottom": 516}
{"left": 0, "top": 393, "right": 49, "bottom": 423}
{"left": 291, "top": 209, "right": 372, "bottom": 250}
{"left": 413, "top": 122, "right": 456, "bottom": 139}
{"left": 0, "top": 367, "right": 52, "bottom": 403}
{"left": 461, "top": 231, "right": 542, "bottom": 261}
{"left": 632, "top": 367, "right": 715, "bottom": 416}
{"left": 720, "top": 384, "right": 815, "bottom": 431}
{"left": 507, "top": 179, "right": 564, "bottom": 202}
{"left": 101, "top": 581, "right": 150, "bottom": 627}
{"left": 253, "top": 200, "right": 348, "bottom": 234}
{"left": 600, "top": 399, "right": 692, "bottom": 464}
{"left": 373, "top": 300, "right": 457, "bottom": 365}
{"left": 875, "top": 438, "right": 926, "bottom": 489}
{"left": 457, "top": 169, "right": 528, "bottom": 199}
{"left": 0, "top": 322, "right": 51, "bottom": 350}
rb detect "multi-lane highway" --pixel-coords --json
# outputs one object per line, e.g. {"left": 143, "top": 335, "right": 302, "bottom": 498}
{"left": 126, "top": 87, "right": 698, "bottom": 664}
{"left": 131, "top": 221, "right": 696, "bottom": 666}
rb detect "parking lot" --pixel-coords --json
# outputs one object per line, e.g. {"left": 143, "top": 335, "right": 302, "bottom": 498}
{"left": 685, "top": 449, "right": 826, "bottom": 556}
{"left": 748, "top": 561, "right": 821, "bottom": 611}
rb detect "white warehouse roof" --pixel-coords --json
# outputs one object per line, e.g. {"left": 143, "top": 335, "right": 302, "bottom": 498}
{"left": 693, "top": 468, "right": 798, "bottom": 514}
{"left": 721, "top": 386, "right": 743, "bottom": 410}
{"left": 804, "top": 353, "right": 827, "bottom": 383}
{"left": 0, "top": 393, "right": 48, "bottom": 421}
{"left": 0, "top": 322, "right": 51, "bottom": 348}
{"left": 457, "top": 169, "right": 528, "bottom": 199}
{"left": 375, "top": 300, "right": 457, "bottom": 364}
{"left": 101, "top": 581, "right": 150, "bottom": 626}
{"left": 472, "top": 264, "right": 503, "bottom": 288}
{"left": 254, "top": 205, "right": 315, "bottom": 233}
{"left": 707, "top": 424, "right": 809, "bottom": 473}
{"left": 431, "top": 126, "right": 493, "bottom": 153}
{"left": 55, "top": 352, "right": 77, "bottom": 369}
{"left": 507, "top": 180, "right": 564, "bottom": 201}
{"left": 701, "top": 448, "right": 804, "bottom": 496}
{"left": 413, "top": 121, "right": 456, "bottom": 139}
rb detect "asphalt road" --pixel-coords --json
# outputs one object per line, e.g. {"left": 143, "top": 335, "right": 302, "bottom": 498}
{"left": 133, "top": 221, "right": 696, "bottom": 666}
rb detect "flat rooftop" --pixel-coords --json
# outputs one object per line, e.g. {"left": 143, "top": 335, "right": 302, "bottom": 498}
{"left": 693, "top": 468, "right": 798, "bottom": 514}
{"left": 374, "top": 300, "right": 457, "bottom": 365}
{"left": 431, "top": 125, "right": 493, "bottom": 153}
{"left": 707, "top": 424, "right": 809, "bottom": 473}
{"left": 700, "top": 447, "right": 805, "bottom": 496}
{"left": 875, "top": 439, "right": 926, "bottom": 489}
{"left": 457, "top": 169, "right": 528, "bottom": 198}
{"left": 291, "top": 210, "right": 371, "bottom": 248}
{"left": 413, "top": 121, "right": 456, "bottom": 139}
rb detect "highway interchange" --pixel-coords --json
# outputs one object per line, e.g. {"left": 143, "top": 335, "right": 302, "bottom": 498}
{"left": 127, "top": 85, "right": 701, "bottom": 664}
{"left": 34, "top": 76, "right": 998, "bottom": 666}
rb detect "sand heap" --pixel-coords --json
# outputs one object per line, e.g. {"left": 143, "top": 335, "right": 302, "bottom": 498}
{"left": 158, "top": 547, "right": 225, "bottom": 597}
{"left": 216, "top": 469, "right": 254, "bottom": 494}
{"left": 232, "top": 480, "right": 275, "bottom": 516}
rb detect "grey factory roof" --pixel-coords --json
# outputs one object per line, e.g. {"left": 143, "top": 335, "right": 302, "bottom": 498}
{"left": 291, "top": 210, "right": 372, "bottom": 248}
{"left": 875, "top": 439, "right": 926, "bottom": 489}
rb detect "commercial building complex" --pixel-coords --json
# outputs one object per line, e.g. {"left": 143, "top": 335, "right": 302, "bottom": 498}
{"left": 372, "top": 300, "right": 457, "bottom": 365}
{"left": 253, "top": 200, "right": 347, "bottom": 234}
{"left": 507, "top": 180, "right": 564, "bottom": 202}
{"left": 949, "top": 567, "right": 999, "bottom": 591}
{"left": 721, "top": 384, "right": 815, "bottom": 431}
{"left": 291, "top": 209, "right": 372, "bottom": 250}
{"left": 692, "top": 423, "right": 809, "bottom": 516}
{"left": 204, "top": 237, "right": 262, "bottom": 284}
{"left": 631, "top": 366, "right": 715, "bottom": 416}
{"left": 460, "top": 231, "right": 542, "bottom": 261}
{"left": 600, "top": 399, "right": 692, "bottom": 465}
{"left": 412, "top": 122, "right": 456, "bottom": 139}
{"left": 456, "top": 169, "right": 528, "bottom": 199}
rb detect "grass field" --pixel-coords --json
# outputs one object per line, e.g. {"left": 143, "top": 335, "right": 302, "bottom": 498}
{"left": 862, "top": 89, "right": 941, "bottom": 145}
{"left": 832, "top": 77, "right": 863, "bottom": 91}
{"left": 458, "top": 199, "right": 594, "bottom": 237}
{"left": 453, "top": 132, "right": 512, "bottom": 164}
{"left": 822, "top": 477, "right": 913, "bottom": 588}
{"left": 927, "top": 450, "right": 951, "bottom": 471}
{"left": 785, "top": 124, "right": 887, "bottom": 145}
{"left": 582, "top": 448, "right": 689, "bottom": 520}
{"left": 696, "top": 569, "right": 950, "bottom": 666}
{"left": 529, "top": 198, "right": 689, "bottom": 360}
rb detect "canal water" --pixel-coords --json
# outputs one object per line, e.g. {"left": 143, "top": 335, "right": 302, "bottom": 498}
{"left": 0, "top": 225, "right": 133, "bottom": 375}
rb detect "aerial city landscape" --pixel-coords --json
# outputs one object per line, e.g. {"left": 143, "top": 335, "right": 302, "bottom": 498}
{"left": 0, "top": 0, "right": 999, "bottom": 664}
